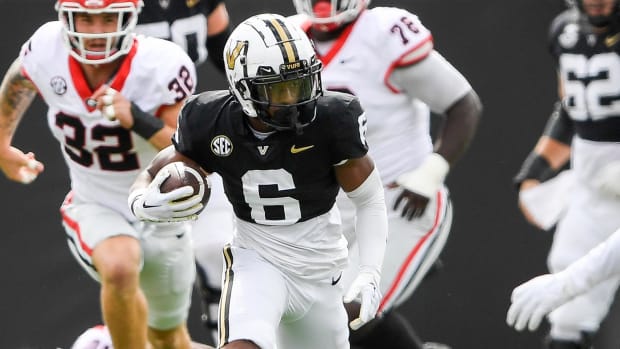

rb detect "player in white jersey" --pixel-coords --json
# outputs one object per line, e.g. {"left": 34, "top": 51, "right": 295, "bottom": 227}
{"left": 0, "top": 0, "right": 211, "bottom": 348}
{"left": 507, "top": 225, "right": 620, "bottom": 333}
{"left": 135, "top": 0, "right": 234, "bottom": 342}
{"left": 511, "top": 1, "right": 620, "bottom": 347}
{"left": 291, "top": 1, "right": 482, "bottom": 348}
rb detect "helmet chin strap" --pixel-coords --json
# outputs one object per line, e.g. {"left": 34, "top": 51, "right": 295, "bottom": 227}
{"left": 268, "top": 106, "right": 304, "bottom": 135}
{"left": 290, "top": 109, "right": 303, "bottom": 135}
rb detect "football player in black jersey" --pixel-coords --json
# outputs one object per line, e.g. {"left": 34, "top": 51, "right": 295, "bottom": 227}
{"left": 136, "top": 0, "right": 230, "bottom": 73}
{"left": 511, "top": 1, "right": 620, "bottom": 348}
{"left": 129, "top": 13, "right": 389, "bottom": 349}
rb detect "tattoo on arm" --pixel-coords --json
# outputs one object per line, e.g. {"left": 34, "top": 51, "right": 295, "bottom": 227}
{"left": 0, "top": 58, "right": 37, "bottom": 139}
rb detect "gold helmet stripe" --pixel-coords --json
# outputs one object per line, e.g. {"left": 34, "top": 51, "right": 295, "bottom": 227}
{"left": 264, "top": 18, "right": 299, "bottom": 63}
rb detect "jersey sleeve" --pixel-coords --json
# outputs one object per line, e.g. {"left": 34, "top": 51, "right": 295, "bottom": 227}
{"left": 173, "top": 95, "right": 202, "bottom": 160}
{"left": 327, "top": 93, "right": 369, "bottom": 164}
{"left": 19, "top": 21, "right": 64, "bottom": 87}
{"left": 547, "top": 9, "right": 578, "bottom": 64}
{"left": 172, "top": 92, "right": 220, "bottom": 173}
{"left": 368, "top": 7, "right": 434, "bottom": 68}
{"left": 134, "top": 37, "right": 197, "bottom": 110}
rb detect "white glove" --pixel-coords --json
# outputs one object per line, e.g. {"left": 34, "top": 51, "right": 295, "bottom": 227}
{"left": 593, "top": 161, "right": 620, "bottom": 197}
{"left": 506, "top": 272, "right": 577, "bottom": 332}
{"left": 396, "top": 153, "right": 449, "bottom": 198}
{"left": 343, "top": 269, "right": 382, "bottom": 330}
{"left": 71, "top": 325, "right": 112, "bottom": 349}
{"left": 128, "top": 168, "right": 204, "bottom": 223}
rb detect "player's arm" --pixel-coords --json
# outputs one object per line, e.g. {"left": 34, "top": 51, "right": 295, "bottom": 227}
{"left": 392, "top": 51, "right": 482, "bottom": 164}
{"left": 390, "top": 50, "right": 482, "bottom": 219}
{"left": 90, "top": 86, "right": 186, "bottom": 150}
{"left": 142, "top": 100, "right": 185, "bottom": 149}
{"left": 335, "top": 155, "right": 388, "bottom": 330}
{"left": 205, "top": 2, "right": 231, "bottom": 74}
{"left": 513, "top": 94, "right": 573, "bottom": 192}
{"left": 512, "top": 74, "right": 573, "bottom": 227}
{"left": 0, "top": 57, "right": 44, "bottom": 183}
{"left": 507, "top": 225, "right": 620, "bottom": 332}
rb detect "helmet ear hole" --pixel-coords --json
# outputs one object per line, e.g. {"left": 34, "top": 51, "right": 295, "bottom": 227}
{"left": 235, "top": 81, "right": 248, "bottom": 95}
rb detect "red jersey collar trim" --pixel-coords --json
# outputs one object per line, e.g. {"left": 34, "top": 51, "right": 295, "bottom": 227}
{"left": 69, "top": 39, "right": 139, "bottom": 112}
{"left": 307, "top": 15, "right": 360, "bottom": 68}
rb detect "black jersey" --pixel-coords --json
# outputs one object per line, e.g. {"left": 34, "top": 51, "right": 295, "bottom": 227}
{"left": 136, "top": 0, "right": 223, "bottom": 64}
{"left": 172, "top": 90, "right": 368, "bottom": 225}
{"left": 549, "top": 9, "right": 620, "bottom": 141}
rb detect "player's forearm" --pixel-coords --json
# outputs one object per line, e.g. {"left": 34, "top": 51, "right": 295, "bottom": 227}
{"left": 206, "top": 3, "right": 231, "bottom": 74}
{"left": 532, "top": 102, "right": 573, "bottom": 169}
{"left": 562, "top": 227, "right": 620, "bottom": 296}
{"left": 0, "top": 58, "right": 37, "bottom": 149}
{"left": 434, "top": 90, "right": 482, "bottom": 165}
{"left": 513, "top": 104, "right": 572, "bottom": 189}
{"left": 347, "top": 168, "right": 388, "bottom": 273}
{"left": 146, "top": 126, "right": 175, "bottom": 150}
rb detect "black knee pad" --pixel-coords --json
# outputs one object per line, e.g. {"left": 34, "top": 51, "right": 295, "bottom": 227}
{"left": 195, "top": 261, "right": 221, "bottom": 331}
{"left": 348, "top": 310, "right": 426, "bottom": 349}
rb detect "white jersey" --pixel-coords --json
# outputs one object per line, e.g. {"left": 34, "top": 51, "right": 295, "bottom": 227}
{"left": 290, "top": 8, "right": 471, "bottom": 312}
{"left": 20, "top": 21, "right": 196, "bottom": 220}
{"left": 293, "top": 7, "right": 470, "bottom": 183}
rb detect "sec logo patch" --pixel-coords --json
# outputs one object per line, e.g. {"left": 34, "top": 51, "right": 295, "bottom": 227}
{"left": 211, "top": 135, "right": 233, "bottom": 157}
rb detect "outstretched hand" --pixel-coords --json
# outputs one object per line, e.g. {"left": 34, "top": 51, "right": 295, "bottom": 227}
{"left": 506, "top": 273, "right": 575, "bottom": 332}
{"left": 393, "top": 188, "right": 430, "bottom": 220}
{"left": 0, "top": 147, "right": 44, "bottom": 184}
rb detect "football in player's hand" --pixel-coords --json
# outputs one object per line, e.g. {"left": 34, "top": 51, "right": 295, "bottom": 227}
{"left": 159, "top": 162, "right": 210, "bottom": 211}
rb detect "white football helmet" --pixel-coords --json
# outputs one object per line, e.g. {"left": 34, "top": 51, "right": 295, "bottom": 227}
{"left": 293, "top": 0, "right": 370, "bottom": 30}
{"left": 56, "top": 0, "right": 143, "bottom": 64}
{"left": 223, "top": 13, "right": 323, "bottom": 133}
{"left": 71, "top": 325, "right": 112, "bottom": 349}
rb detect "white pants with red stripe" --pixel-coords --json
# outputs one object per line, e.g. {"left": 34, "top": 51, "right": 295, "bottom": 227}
{"left": 339, "top": 185, "right": 452, "bottom": 314}
{"left": 60, "top": 192, "right": 196, "bottom": 330}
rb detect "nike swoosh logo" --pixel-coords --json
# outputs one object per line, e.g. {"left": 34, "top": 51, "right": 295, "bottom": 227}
{"left": 606, "top": 33, "right": 620, "bottom": 47}
{"left": 142, "top": 203, "right": 159, "bottom": 209}
{"left": 290, "top": 144, "right": 314, "bottom": 154}
{"left": 331, "top": 273, "right": 342, "bottom": 286}
{"left": 186, "top": 0, "right": 200, "bottom": 7}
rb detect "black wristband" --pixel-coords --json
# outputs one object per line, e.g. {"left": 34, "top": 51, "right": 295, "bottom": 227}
{"left": 513, "top": 152, "right": 556, "bottom": 189}
{"left": 130, "top": 102, "right": 165, "bottom": 140}
{"left": 543, "top": 102, "right": 574, "bottom": 145}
